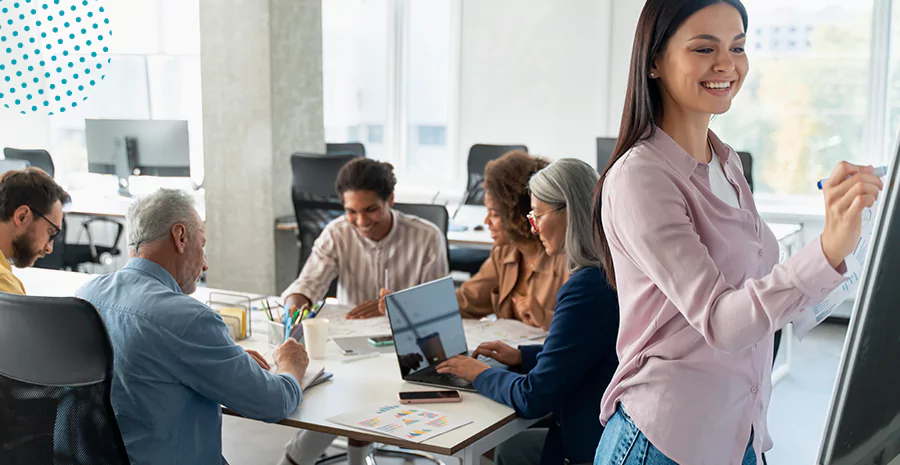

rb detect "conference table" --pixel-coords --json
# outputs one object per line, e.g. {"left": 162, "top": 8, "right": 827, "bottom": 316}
{"left": 13, "top": 267, "right": 542, "bottom": 465}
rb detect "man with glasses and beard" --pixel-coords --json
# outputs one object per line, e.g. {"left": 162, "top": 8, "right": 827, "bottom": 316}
{"left": 0, "top": 167, "right": 70, "bottom": 294}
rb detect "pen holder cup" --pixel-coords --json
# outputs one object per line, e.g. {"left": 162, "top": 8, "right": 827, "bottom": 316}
{"left": 267, "top": 320, "right": 303, "bottom": 347}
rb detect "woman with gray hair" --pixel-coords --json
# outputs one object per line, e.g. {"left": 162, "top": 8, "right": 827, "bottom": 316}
{"left": 437, "top": 158, "right": 620, "bottom": 465}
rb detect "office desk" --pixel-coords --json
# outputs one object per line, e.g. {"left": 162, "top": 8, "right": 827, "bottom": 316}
{"left": 13, "top": 267, "right": 539, "bottom": 464}
{"left": 231, "top": 304, "right": 540, "bottom": 462}
{"left": 63, "top": 190, "right": 207, "bottom": 220}
{"left": 64, "top": 193, "right": 132, "bottom": 218}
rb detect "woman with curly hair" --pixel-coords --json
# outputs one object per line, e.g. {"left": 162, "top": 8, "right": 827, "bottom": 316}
{"left": 455, "top": 150, "right": 568, "bottom": 330}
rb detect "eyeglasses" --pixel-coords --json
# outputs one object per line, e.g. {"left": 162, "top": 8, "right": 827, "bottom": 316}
{"left": 527, "top": 206, "right": 564, "bottom": 233}
{"left": 28, "top": 206, "right": 62, "bottom": 242}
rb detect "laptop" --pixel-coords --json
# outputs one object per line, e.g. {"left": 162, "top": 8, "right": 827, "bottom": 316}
{"left": 384, "top": 276, "right": 506, "bottom": 392}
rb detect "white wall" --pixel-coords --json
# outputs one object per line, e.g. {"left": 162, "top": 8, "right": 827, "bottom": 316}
{"left": 457, "top": 0, "right": 613, "bottom": 169}
{"left": 606, "top": 0, "right": 645, "bottom": 136}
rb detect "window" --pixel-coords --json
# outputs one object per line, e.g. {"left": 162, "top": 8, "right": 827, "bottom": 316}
{"left": 323, "top": 0, "right": 460, "bottom": 184}
{"left": 711, "top": 0, "right": 876, "bottom": 199}
{"left": 41, "top": 0, "right": 204, "bottom": 186}
{"left": 368, "top": 124, "right": 384, "bottom": 144}
{"left": 417, "top": 125, "right": 447, "bottom": 146}
{"left": 886, "top": 0, "right": 900, "bottom": 157}
{"left": 322, "top": 0, "right": 389, "bottom": 161}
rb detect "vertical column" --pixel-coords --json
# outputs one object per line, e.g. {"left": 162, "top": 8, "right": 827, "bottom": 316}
{"left": 199, "top": 0, "right": 324, "bottom": 294}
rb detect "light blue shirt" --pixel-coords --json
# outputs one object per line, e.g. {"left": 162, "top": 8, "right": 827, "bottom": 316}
{"left": 76, "top": 258, "right": 302, "bottom": 465}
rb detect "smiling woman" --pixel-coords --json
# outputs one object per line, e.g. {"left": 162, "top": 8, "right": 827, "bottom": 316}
{"left": 592, "top": 1, "right": 884, "bottom": 464}
{"left": 455, "top": 150, "right": 569, "bottom": 330}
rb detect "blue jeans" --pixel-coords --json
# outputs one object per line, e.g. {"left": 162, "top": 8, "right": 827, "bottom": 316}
{"left": 594, "top": 406, "right": 756, "bottom": 465}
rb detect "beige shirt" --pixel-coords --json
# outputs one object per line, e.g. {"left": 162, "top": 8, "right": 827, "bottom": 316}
{"left": 282, "top": 210, "right": 449, "bottom": 306}
{"left": 456, "top": 243, "right": 568, "bottom": 329}
{"left": 0, "top": 249, "right": 26, "bottom": 295}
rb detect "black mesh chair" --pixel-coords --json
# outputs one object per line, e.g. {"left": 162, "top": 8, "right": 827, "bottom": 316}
{"left": 737, "top": 151, "right": 754, "bottom": 192}
{"left": 34, "top": 218, "right": 125, "bottom": 272}
{"left": 449, "top": 144, "right": 527, "bottom": 276}
{"left": 3, "top": 148, "right": 55, "bottom": 177}
{"left": 326, "top": 143, "right": 366, "bottom": 158}
{"left": 393, "top": 203, "right": 450, "bottom": 274}
{"left": 462, "top": 144, "right": 528, "bottom": 206}
{"left": 291, "top": 153, "right": 360, "bottom": 297}
{"left": 0, "top": 294, "right": 130, "bottom": 465}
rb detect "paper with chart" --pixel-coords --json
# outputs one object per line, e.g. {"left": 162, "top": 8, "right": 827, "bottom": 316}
{"left": 328, "top": 404, "right": 472, "bottom": 443}
{"left": 793, "top": 200, "right": 882, "bottom": 341}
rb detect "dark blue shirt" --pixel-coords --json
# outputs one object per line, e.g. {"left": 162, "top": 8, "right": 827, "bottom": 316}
{"left": 76, "top": 258, "right": 302, "bottom": 465}
{"left": 472, "top": 266, "right": 618, "bottom": 465}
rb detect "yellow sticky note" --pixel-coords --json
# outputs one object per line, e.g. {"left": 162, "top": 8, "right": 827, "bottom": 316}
{"left": 216, "top": 307, "right": 247, "bottom": 339}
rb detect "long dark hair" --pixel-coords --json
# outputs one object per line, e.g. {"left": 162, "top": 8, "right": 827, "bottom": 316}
{"left": 592, "top": 0, "right": 748, "bottom": 288}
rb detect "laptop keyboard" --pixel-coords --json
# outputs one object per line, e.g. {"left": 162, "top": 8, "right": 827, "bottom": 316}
{"left": 475, "top": 354, "right": 508, "bottom": 369}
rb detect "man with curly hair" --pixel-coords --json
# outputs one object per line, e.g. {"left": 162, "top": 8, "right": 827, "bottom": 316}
{"left": 282, "top": 158, "right": 449, "bottom": 319}
{"left": 455, "top": 150, "right": 569, "bottom": 330}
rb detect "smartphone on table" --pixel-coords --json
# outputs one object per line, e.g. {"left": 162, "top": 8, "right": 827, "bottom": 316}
{"left": 367, "top": 335, "right": 394, "bottom": 347}
{"left": 398, "top": 390, "right": 462, "bottom": 404}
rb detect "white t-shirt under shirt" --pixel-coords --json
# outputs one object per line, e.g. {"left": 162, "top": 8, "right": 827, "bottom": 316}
{"left": 708, "top": 144, "right": 741, "bottom": 209}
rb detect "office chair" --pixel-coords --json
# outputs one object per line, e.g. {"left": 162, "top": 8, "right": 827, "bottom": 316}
{"left": 326, "top": 143, "right": 366, "bottom": 158}
{"left": 393, "top": 203, "right": 450, "bottom": 274}
{"left": 3, "top": 148, "right": 55, "bottom": 177}
{"left": 462, "top": 144, "right": 528, "bottom": 206}
{"left": 0, "top": 294, "right": 130, "bottom": 465}
{"left": 34, "top": 217, "right": 125, "bottom": 272}
{"left": 448, "top": 144, "right": 527, "bottom": 276}
{"left": 291, "top": 153, "right": 360, "bottom": 297}
{"left": 737, "top": 151, "right": 753, "bottom": 192}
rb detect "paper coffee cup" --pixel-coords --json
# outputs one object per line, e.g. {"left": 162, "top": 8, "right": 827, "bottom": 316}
{"left": 302, "top": 318, "right": 330, "bottom": 359}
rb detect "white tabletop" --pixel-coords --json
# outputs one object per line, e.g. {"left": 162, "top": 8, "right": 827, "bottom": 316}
{"left": 234, "top": 303, "right": 543, "bottom": 455}
{"left": 12, "top": 266, "right": 539, "bottom": 457}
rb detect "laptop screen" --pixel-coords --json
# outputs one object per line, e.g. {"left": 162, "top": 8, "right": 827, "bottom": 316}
{"left": 384, "top": 277, "right": 468, "bottom": 379}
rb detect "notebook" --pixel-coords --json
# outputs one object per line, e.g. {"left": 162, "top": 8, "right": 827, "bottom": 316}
{"left": 264, "top": 357, "right": 328, "bottom": 391}
{"left": 301, "top": 360, "right": 327, "bottom": 391}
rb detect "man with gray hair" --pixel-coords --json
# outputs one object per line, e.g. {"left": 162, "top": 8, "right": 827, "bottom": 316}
{"left": 76, "top": 188, "right": 309, "bottom": 465}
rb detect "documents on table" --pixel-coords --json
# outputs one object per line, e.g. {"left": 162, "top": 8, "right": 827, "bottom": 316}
{"left": 464, "top": 317, "right": 547, "bottom": 347}
{"left": 299, "top": 360, "right": 327, "bottom": 391}
{"left": 329, "top": 404, "right": 472, "bottom": 443}
{"left": 312, "top": 301, "right": 546, "bottom": 347}
{"left": 793, "top": 199, "right": 883, "bottom": 340}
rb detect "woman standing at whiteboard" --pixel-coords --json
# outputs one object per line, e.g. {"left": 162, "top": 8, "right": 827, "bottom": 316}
{"left": 593, "top": 1, "right": 884, "bottom": 464}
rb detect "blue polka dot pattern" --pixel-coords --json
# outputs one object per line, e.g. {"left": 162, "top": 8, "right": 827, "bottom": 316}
{"left": 0, "top": 0, "right": 111, "bottom": 114}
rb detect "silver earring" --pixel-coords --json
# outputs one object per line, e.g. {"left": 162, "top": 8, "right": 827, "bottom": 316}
{"left": 649, "top": 72, "right": 656, "bottom": 78}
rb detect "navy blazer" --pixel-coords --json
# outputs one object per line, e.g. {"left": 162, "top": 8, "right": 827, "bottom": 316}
{"left": 472, "top": 266, "right": 619, "bottom": 465}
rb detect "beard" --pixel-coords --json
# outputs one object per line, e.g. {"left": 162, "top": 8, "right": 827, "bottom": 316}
{"left": 10, "top": 230, "right": 43, "bottom": 268}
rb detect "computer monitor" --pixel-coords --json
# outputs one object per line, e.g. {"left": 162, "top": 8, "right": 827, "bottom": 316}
{"left": 85, "top": 119, "right": 190, "bottom": 196}
{"left": 597, "top": 137, "right": 617, "bottom": 173}
{"left": 0, "top": 159, "right": 31, "bottom": 175}
{"left": 818, "top": 139, "right": 900, "bottom": 465}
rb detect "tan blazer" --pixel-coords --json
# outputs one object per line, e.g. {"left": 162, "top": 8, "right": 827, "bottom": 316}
{"left": 456, "top": 244, "right": 569, "bottom": 329}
